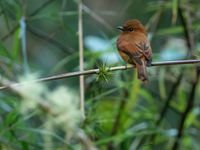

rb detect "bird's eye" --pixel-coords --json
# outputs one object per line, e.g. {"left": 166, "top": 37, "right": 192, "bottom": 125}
{"left": 129, "top": 28, "right": 134, "bottom": 32}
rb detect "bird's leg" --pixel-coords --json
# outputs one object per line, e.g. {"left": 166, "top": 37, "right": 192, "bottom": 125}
{"left": 124, "top": 62, "right": 128, "bottom": 70}
{"left": 122, "top": 59, "right": 129, "bottom": 70}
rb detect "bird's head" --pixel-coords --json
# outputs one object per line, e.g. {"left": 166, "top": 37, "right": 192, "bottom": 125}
{"left": 117, "top": 19, "right": 146, "bottom": 34}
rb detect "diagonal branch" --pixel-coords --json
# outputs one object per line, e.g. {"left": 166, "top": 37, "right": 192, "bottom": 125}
{"left": 171, "top": 1, "right": 197, "bottom": 150}
{"left": 150, "top": 71, "right": 184, "bottom": 143}
{"left": 178, "top": 0, "right": 195, "bottom": 57}
{"left": 156, "top": 71, "right": 184, "bottom": 125}
{"left": 0, "top": 59, "right": 200, "bottom": 90}
{"left": 171, "top": 68, "right": 200, "bottom": 150}
{"left": 29, "top": 0, "right": 55, "bottom": 17}
{"left": 27, "top": 24, "right": 73, "bottom": 53}
{"left": 1, "top": 0, "right": 56, "bottom": 41}
{"left": 145, "top": 0, "right": 169, "bottom": 41}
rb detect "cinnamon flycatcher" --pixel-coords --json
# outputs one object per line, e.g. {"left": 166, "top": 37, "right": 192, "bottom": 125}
{"left": 117, "top": 19, "right": 152, "bottom": 82}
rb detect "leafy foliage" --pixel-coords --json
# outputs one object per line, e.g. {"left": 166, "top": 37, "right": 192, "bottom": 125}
{"left": 0, "top": 0, "right": 200, "bottom": 150}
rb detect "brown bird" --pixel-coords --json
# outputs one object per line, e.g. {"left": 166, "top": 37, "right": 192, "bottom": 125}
{"left": 117, "top": 19, "right": 152, "bottom": 82}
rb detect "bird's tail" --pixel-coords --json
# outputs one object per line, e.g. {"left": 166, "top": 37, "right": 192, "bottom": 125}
{"left": 136, "top": 59, "right": 148, "bottom": 82}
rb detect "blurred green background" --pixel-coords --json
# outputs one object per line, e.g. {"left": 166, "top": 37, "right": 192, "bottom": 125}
{"left": 0, "top": 0, "right": 200, "bottom": 150}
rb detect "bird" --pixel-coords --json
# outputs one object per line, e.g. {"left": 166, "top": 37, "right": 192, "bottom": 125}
{"left": 117, "top": 19, "right": 152, "bottom": 82}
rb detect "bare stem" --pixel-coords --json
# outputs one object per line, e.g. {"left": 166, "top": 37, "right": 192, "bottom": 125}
{"left": 0, "top": 59, "right": 200, "bottom": 90}
{"left": 78, "top": 0, "right": 85, "bottom": 120}
{"left": 171, "top": 68, "right": 199, "bottom": 150}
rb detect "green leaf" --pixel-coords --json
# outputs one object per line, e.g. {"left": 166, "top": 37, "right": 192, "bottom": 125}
{"left": 172, "top": 0, "right": 178, "bottom": 24}
{"left": 159, "top": 68, "right": 166, "bottom": 99}
{"left": 5, "top": 111, "right": 19, "bottom": 127}
{"left": 157, "top": 24, "right": 200, "bottom": 35}
{"left": 17, "top": 127, "right": 67, "bottom": 143}
{"left": 120, "top": 71, "right": 141, "bottom": 130}
{"left": 12, "top": 28, "right": 20, "bottom": 59}
{"left": 171, "top": 86, "right": 186, "bottom": 112}
{"left": 95, "top": 127, "right": 160, "bottom": 145}
{"left": 21, "top": 141, "right": 29, "bottom": 150}
{"left": 139, "top": 89, "right": 155, "bottom": 103}
{"left": 0, "top": 1, "right": 10, "bottom": 30}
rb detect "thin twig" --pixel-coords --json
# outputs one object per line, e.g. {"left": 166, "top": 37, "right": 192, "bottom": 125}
{"left": 1, "top": 25, "right": 19, "bottom": 41}
{"left": 82, "top": 4, "right": 113, "bottom": 32}
{"left": 107, "top": 88, "right": 129, "bottom": 150}
{"left": 0, "top": 59, "right": 200, "bottom": 90}
{"left": 72, "top": 0, "right": 113, "bottom": 32}
{"left": 156, "top": 71, "right": 183, "bottom": 125}
{"left": 145, "top": 0, "right": 169, "bottom": 40}
{"left": 171, "top": 1, "right": 197, "bottom": 150}
{"left": 178, "top": 0, "right": 195, "bottom": 57}
{"left": 27, "top": 24, "right": 73, "bottom": 53}
{"left": 150, "top": 71, "right": 184, "bottom": 142}
{"left": 0, "top": 0, "right": 56, "bottom": 41}
{"left": 78, "top": 0, "right": 85, "bottom": 120}
{"left": 29, "top": 0, "right": 55, "bottom": 17}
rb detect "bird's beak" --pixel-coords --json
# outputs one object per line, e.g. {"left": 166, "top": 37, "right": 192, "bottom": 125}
{"left": 117, "top": 26, "right": 124, "bottom": 31}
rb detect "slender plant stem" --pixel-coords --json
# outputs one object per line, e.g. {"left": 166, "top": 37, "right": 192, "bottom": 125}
{"left": 171, "top": 68, "right": 199, "bottom": 150}
{"left": 78, "top": 0, "right": 85, "bottom": 120}
{"left": 171, "top": 1, "right": 197, "bottom": 150}
{"left": 107, "top": 88, "right": 129, "bottom": 150}
{"left": 1, "top": 0, "right": 56, "bottom": 41}
{"left": 157, "top": 71, "right": 183, "bottom": 125}
{"left": 72, "top": 0, "right": 113, "bottom": 32}
{"left": 27, "top": 24, "right": 73, "bottom": 53}
{"left": 0, "top": 59, "right": 200, "bottom": 90}
{"left": 1, "top": 25, "right": 19, "bottom": 41}
{"left": 178, "top": 0, "right": 195, "bottom": 57}
{"left": 145, "top": 0, "right": 169, "bottom": 41}
{"left": 29, "top": 0, "right": 55, "bottom": 17}
{"left": 150, "top": 71, "right": 184, "bottom": 143}
{"left": 82, "top": 4, "right": 113, "bottom": 32}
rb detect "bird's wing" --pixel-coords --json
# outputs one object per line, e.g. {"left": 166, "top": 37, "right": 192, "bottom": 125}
{"left": 117, "top": 41, "right": 143, "bottom": 65}
{"left": 118, "top": 40, "right": 152, "bottom": 65}
{"left": 135, "top": 41, "right": 152, "bottom": 61}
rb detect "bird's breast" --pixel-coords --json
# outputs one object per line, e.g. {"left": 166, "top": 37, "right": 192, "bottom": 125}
{"left": 118, "top": 50, "right": 133, "bottom": 64}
